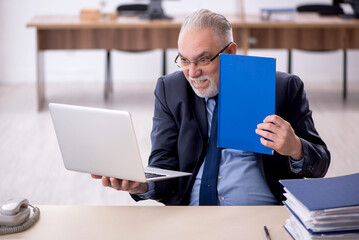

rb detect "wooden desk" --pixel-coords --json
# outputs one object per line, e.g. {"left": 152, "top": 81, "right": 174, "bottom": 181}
{"left": 27, "top": 14, "right": 359, "bottom": 110}
{"left": 0, "top": 205, "right": 291, "bottom": 240}
{"left": 27, "top": 15, "right": 183, "bottom": 111}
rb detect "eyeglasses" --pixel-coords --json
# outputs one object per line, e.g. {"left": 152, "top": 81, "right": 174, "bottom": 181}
{"left": 174, "top": 42, "right": 232, "bottom": 69}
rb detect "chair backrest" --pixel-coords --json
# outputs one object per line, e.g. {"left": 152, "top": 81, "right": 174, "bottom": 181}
{"left": 296, "top": 4, "right": 344, "bottom": 15}
{"left": 116, "top": 4, "right": 148, "bottom": 15}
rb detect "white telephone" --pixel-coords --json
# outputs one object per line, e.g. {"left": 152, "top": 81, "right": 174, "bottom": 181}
{"left": 0, "top": 198, "right": 40, "bottom": 235}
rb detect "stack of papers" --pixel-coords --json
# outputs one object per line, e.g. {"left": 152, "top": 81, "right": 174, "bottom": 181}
{"left": 280, "top": 173, "right": 359, "bottom": 239}
{"left": 260, "top": 8, "right": 295, "bottom": 21}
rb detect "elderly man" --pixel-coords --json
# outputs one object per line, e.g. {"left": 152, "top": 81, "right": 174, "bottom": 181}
{"left": 93, "top": 9, "right": 330, "bottom": 206}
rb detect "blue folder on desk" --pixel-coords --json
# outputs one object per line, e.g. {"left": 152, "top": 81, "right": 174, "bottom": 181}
{"left": 281, "top": 173, "right": 359, "bottom": 237}
{"left": 218, "top": 54, "right": 276, "bottom": 155}
{"left": 281, "top": 173, "right": 359, "bottom": 211}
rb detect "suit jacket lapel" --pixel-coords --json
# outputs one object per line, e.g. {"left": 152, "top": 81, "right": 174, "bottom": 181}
{"left": 188, "top": 87, "right": 208, "bottom": 147}
{"left": 181, "top": 86, "right": 208, "bottom": 204}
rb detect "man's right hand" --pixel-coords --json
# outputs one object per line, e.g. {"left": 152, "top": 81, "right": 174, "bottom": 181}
{"left": 91, "top": 175, "right": 149, "bottom": 194}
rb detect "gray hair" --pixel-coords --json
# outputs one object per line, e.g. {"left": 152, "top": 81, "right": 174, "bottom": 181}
{"left": 179, "top": 9, "right": 233, "bottom": 45}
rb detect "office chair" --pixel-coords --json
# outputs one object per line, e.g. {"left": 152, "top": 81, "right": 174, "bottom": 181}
{"left": 333, "top": 0, "right": 359, "bottom": 18}
{"left": 103, "top": 3, "right": 168, "bottom": 100}
{"left": 296, "top": 4, "right": 344, "bottom": 15}
{"left": 117, "top": 4, "right": 148, "bottom": 14}
{"left": 288, "top": 4, "right": 348, "bottom": 100}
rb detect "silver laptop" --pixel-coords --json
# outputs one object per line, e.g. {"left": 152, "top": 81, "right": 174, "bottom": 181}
{"left": 49, "top": 103, "right": 191, "bottom": 182}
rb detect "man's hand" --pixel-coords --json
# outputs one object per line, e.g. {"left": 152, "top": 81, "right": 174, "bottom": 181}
{"left": 91, "top": 175, "right": 149, "bottom": 194}
{"left": 255, "top": 115, "right": 303, "bottom": 160}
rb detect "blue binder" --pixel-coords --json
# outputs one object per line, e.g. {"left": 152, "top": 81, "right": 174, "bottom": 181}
{"left": 281, "top": 173, "right": 359, "bottom": 211}
{"left": 281, "top": 173, "right": 359, "bottom": 236}
{"left": 218, "top": 54, "right": 276, "bottom": 155}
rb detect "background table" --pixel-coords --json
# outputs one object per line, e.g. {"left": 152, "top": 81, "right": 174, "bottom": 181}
{"left": 27, "top": 13, "right": 359, "bottom": 110}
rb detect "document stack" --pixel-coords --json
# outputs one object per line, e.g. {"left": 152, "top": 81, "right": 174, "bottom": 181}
{"left": 280, "top": 173, "right": 359, "bottom": 240}
{"left": 260, "top": 8, "right": 295, "bottom": 21}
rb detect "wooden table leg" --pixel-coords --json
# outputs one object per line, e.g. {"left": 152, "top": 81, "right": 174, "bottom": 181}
{"left": 162, "top": 49, "right": 167, "bottom": 76}
{"left": 343, "top": 49, "right": 347, "bottom": 101}
{"left": 104, "top": 50, "right": 112, "bottom": 100}
{"left": 36, "top": 29, "right": 45, "bottom": 111}
{"left": 241, "top": 28, "right": 249, "bottom": 55}
{"left": 36, "top": 50, "right": 45, "bottom": 111}
{"left": 287, "top": 49, "right": 292, "bottom": 74}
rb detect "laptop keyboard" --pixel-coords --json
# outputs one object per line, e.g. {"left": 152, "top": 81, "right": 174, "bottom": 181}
{"left": 145, "top": 172, "right": 166, "bottom": 179}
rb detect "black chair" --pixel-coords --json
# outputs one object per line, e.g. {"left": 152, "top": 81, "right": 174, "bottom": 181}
{"left": 288, "top": 4, "right": 348, "bottom": 100}
{"left": 117, "top": 4, "right": 148, "bottom": 14}
{"left": 296, "top": 4, "right": 344, "bottom": 15}
{"left": 333, "top": 0, "right": 359, "bottom": 18}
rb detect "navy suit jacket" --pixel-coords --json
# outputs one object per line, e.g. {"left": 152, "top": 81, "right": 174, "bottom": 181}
{"left": 136, "top": 71, "right": 330, "bottom": 205}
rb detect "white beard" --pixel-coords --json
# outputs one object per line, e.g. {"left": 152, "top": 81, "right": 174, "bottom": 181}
{"left": 188, "top": 76, "right": 218, "bottom": 98}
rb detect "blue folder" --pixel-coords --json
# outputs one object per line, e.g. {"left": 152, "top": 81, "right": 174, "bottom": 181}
{"left": 280, "top": 173, "right": 359, "bottom": 211}
{"left": 218, "top": 54, "right": 276, "bottom": 155}
{"left": 281, "top": 173, "right": 359, "bottom": 236}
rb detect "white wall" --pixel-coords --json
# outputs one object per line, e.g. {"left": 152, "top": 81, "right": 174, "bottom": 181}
{"left": 0, "top": 0, "right": 358, "bottom": 84}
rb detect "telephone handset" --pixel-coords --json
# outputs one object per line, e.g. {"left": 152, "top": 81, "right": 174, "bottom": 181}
{"left": 0, "top": 198, "right": 40, "bottom": 235}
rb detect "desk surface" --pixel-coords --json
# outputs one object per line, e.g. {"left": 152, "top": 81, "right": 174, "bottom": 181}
{"left": 0, "top": 205, "right": 291, "bottom": 240}
{"left": 27, "top": 13, "right": 359, "bottom": 29}
{"left": 27, "top": 15, "right": 184, "bottom": 29}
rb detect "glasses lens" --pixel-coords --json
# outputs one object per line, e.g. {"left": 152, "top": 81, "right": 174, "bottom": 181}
{"left": 175, "top": 55, "right": 182, "bottom": 68}
{"left": 197, "top": 58, "right": 211, "bottom": 66}
{"left": 180, "top": 60, "right": 191, "bottom": 68}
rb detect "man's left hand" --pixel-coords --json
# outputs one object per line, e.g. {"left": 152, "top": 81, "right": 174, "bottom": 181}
{"left": 255, "top": 115, "right": 303, "bottom": 160}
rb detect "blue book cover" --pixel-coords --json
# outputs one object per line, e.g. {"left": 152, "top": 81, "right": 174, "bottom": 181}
{"left": 280, "top": 173, "right": 359, "bottom": 211}
{"left": 218, "top": 54, "right": 276, "bottom": 155}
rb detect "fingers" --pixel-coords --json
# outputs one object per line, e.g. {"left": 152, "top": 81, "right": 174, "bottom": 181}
{"left": 91, "top": 174, "right": 102, "bottom": 179}
{"left": 91, "top": 175, "right": 148, "bottom": 194}
{"left": 102, "top": 176, "right": 111, "bottom": 187}
{"left": 256, "top": 122, "right": 278, "bottom": 143}
{"left": 108, "top": 178, "right": 129, "bottom": 190}
{"left": 259, "top": 136, "right": 275, "bottom": 149}
{"left": 111, "top": 179, "right": 142, "bottom": 192}
{"left": 256, "top": 115, "right": 291, "bottom": 141}
{"left": 255, "top": 129, "right": 275, "bottom": 142}
{"left": 98, "top": 176, "right": 129, "bottom": 190}
{"left": 99, "top": 177, "right": 147, "bottom": 194}
{"left": 262, "top": 114, "right": 284, "bottom": 125}
{"left": 256, "top": 115, "right": 303, "bottom": 158}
